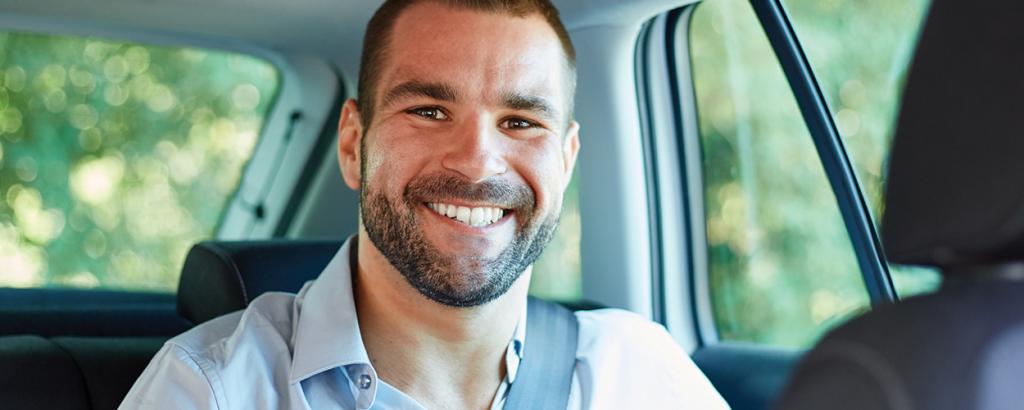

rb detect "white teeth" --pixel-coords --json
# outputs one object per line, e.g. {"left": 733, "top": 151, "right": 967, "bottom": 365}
{"left": 456, "top": 206, "right": 471, "bottom": 224}
{"left": 427, "top": 202, "right": 506, "bottom": 227}
{"left": 470, "top": 207, "right": 485, "bottom": 226}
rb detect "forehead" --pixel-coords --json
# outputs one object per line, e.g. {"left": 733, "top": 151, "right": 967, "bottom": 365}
{"left": 377, "top": 3, "right": 570, "bottom": 106}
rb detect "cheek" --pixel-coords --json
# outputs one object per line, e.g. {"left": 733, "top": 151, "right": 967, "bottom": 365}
{"left": 363, "top": 125, "right": 435, "bottom": 198}
{"left": 517, "top": 141, "right": 569, "bottom": 211}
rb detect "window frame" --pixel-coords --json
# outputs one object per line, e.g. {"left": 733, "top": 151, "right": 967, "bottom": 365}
{"left": 638, "top": 0, "right": 899, "bottom": 348}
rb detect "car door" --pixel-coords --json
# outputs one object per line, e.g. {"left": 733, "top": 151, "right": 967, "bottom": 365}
{"left": 634, "top": 0, "right": 936, "bottom": 409}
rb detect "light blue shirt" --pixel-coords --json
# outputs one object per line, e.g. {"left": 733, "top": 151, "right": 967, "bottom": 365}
{"left": 121, "top": 238, "right": 728, "bottom": 409}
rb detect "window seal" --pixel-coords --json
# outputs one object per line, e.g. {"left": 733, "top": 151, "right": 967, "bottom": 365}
{"left": 636, "top": 4, "right": 714, "bottom": 350}
{"left": 635, "top": 18, "right": 667, "bottom": 328}
{"left": 665, "top": 4, "right": 721, "bottom": 347}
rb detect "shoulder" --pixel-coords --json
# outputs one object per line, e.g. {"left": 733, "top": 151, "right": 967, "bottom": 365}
{"left": 121, "top": 342, "right": 222, "bottom": 409}
{"left": 572, "top": 308, "right": 730, "bottom": 409}
{"left": 574, "top": 308, "right": 679, "bottom": 354}
{"left": 169, "top": 291, "right": 298, "bottom": 358}
{"left": 122, "top": 292, "right": 300, "bottom": 409}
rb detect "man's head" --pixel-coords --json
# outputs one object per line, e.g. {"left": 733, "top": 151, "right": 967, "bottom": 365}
{"left": 337, "top": 0, "right": 580, "bottom": 308}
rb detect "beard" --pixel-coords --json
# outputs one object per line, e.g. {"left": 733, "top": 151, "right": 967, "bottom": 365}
{"left": 360, "top": 171, "right": 559, "bottom": 307}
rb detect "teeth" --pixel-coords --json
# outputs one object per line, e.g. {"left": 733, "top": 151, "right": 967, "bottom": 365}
{"left": 456, "top": 206, "right": 471, "bottom": 224}
{"left": 470, "top": 207, "right": 484, "bottom": 226}
{"left": 427, "top": 202, "right": 506, "bottom": 227}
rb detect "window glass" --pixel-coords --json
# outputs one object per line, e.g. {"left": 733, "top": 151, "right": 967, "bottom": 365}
{"left": 690, "top": 0, "right": 869, "bottom": 348}
{"left": 529, "top": 175, "right": 581, "bottom": 302}
{"left": 0, "top": 32, "right": 279, "bottom": 292}
{"left": 783, "top": 0, "right": 941, "bottom": 298}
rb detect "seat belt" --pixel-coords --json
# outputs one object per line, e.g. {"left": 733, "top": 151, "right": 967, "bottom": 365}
{"left": 503, "top": 296, "right": 580, "bottom": 410}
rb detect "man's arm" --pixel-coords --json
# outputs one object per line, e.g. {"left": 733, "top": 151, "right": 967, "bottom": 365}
{"left": 120, "top": 343, "right": 222, "bottom": 410}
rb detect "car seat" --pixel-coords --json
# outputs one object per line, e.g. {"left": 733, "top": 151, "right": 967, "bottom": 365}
{"left": 774, "top": 1, "right": 1024, "bottom": 409}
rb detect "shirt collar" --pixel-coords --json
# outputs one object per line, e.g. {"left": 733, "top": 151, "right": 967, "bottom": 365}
{"left": 289, "top": 236, "right": 371, "bottom": 384}
{"left": 287, "top": 235, "right": 529, "bottom": 389}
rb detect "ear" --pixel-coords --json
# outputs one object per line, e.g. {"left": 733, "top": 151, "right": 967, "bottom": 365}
{"left": 337, "top": 99, "right": 363, "bottom": 190}
{"left": 561, "top": 120, "right": 581, "bottom": 191}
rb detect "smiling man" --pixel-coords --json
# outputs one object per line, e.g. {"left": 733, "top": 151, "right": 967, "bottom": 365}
{"left": 122, "top": 1, "right": 727, "bottom": 409}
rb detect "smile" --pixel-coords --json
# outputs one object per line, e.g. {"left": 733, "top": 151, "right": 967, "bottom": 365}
{"left": 426, "top": 202, "right": 506, "bottom": 227}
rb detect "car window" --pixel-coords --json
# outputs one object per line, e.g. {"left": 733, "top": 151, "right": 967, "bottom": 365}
{"left": 0, "top": 32, "right": 278, "bottom": 292}
{"left": 528, "top": 175, "right": 581, "bottom": 302}
{"left": 782, "top": 0, "right": 940, "bottom": 299}
{"left": 689, "top": 0, "right": 870, "bottom": 348}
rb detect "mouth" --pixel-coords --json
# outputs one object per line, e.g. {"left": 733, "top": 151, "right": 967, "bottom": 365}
{"left": 425, "top": 202, "right": 510, "bottom": 228}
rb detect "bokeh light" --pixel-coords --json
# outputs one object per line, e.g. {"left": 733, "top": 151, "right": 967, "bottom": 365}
{"left": 0, "top": 31, "right": 279, "bottom": 292}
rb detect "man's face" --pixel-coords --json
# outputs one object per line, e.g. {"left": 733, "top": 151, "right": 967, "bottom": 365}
{"left": 352, "top": 3, "right": 579, "bottom": 307}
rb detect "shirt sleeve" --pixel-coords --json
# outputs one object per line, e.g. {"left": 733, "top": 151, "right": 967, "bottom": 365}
{"left": 119, "top": 343, "right": 223, "bottom": 410}
{"left": 573, "top": 309, "right": 730, "bottom": 410}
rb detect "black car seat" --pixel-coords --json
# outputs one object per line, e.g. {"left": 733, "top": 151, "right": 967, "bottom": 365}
{"left": 775, "top": 1, "right": 1024, "bottom": 409}
{"left": 0, "top": 240, "right": 342, "bottom": 410}
{"left": 176, "top": 239, "right": 342, "bottom": 324}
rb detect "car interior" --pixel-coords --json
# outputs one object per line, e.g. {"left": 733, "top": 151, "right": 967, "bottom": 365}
{"left": 3, "top": 0, "right": 1008, "bottom": 409}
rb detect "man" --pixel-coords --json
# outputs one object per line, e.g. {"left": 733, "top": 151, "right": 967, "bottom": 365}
{"left": 122, "top": 0, "right": 728, "bottom": 408}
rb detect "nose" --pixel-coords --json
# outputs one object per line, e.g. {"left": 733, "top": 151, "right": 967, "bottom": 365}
{"left": 440, "top": 117, "right": 508, "bottom": 183}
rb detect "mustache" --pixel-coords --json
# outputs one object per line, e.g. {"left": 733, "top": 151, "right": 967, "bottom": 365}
{"left": 404, "top": 172, "right": 535, "bottom": 214}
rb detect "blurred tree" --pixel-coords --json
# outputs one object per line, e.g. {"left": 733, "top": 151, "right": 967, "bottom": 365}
{"left": 0, "top": 32, "right": 278, "bottom": 292}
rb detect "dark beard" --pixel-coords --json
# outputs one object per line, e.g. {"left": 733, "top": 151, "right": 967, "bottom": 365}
{"left": 360, "top": 172, "right": 558, "bottom": 307}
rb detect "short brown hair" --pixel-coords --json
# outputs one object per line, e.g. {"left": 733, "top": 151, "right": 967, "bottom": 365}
{"left": 356, "top": 0, "right": 577, "bottom": 129}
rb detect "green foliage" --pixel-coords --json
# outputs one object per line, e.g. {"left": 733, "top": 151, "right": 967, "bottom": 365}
{"left": 784, "top": 0, "right": 942, "bottom": 297}
{"left": 691, "top": 0, "right": 933, "bottom": 348}
{"left": 0, "top": 32, "right": 278, "bottom": 292}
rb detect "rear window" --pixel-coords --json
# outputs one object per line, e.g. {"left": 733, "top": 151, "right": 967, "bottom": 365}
{"left": 0, "top": 32, "right": 279, "bottom": 292}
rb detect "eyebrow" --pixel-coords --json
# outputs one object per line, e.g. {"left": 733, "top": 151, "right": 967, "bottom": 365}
{"left": 502, "top": 92, "right": 561, "bottom": 124}
{"left": 381, "top": 81, "right": 459, "bottom": 108}
{"left": 381, "top": 81, "right": 563, "bottom": 124}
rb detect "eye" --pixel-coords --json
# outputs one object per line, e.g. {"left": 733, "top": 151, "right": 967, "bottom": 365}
{"left": 408, "top": 107, "right": 449, "bottom": 121}
{"left": 502, "top": 118, "right": 537, "bottom": 130}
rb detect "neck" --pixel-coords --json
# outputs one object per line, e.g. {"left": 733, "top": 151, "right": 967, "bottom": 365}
{"left": 352, "top": 229, "right": 530, "bottom": 409}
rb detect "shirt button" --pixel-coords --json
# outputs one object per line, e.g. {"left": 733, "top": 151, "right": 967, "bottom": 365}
{"left": 358, "top": 374, "right": 372, "bottom": 390}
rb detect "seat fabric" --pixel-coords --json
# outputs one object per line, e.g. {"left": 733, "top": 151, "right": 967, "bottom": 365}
{"left": 777, "top": 281, "right": 1024, "bottom": 410}
{"left": 0, "top": 335, "right": 91, "bottom": 410}
{"left": 54, "top": 337, "right": 168, "bottom": 410}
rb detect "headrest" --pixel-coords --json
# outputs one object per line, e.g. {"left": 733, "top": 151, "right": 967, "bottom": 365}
{"left": 176, "top": 240, "right": 343, "bottom": 325}
{"left": 882, "top": 1, "right": 1024, "bottom": 268}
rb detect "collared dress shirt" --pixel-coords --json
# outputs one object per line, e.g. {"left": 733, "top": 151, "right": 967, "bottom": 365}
{"left": 121, "top": 238, "right": 729, "bottom": 409}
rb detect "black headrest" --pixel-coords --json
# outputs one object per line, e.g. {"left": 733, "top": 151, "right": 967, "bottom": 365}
{"left": 176, "top": 240, "right": 343, "bottom": 325}
{"left": 882, "top": 1, "right": 1024, "bottom": 269}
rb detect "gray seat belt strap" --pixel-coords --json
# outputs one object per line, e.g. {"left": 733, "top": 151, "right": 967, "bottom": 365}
{"left": 503, "top": 296, "right": 580, "bottom": 410}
